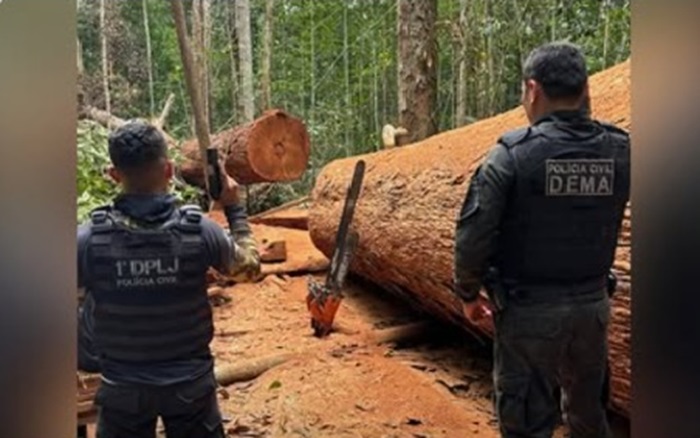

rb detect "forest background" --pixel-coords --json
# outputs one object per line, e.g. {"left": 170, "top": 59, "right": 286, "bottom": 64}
{"left": 76, "top": 0, "right": 630, "bottom": 220}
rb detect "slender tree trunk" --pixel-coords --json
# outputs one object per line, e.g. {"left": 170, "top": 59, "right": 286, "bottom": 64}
{"left": 602, "top": 0, "right": 610, "bottom": 67}
{"left": 77, "top": 37, "right": 84, "bottom": 76}
{"left": 236, "top": 0, "right": 255, "bottom": 122}
{"left": 550, "top": 0, "right": 557, "bottom": 41}
{"left": 616, "top": 23, "right": 628, "bottom": 64}
{"left": 143, "top": 0, "right": 155, "bottom": 117}
{"left": 192, "top": 0, "right": 210, "bottom": 126}
{"left": 227, "top": 1, "right": 240, "bottom": 124}
{"left": 486, "top": 0, "right": 495, "bottom": 115}
{"left": 372, "top": 32, "right": 380, "bottom": 140}
{"left": 99, "top": 0, "right": 111, "bottom": 116}
{"left": 171, "top": 0, "right": 212, "bottom": 192}
{"left": 343, "top": 1, "right": 351, "bottom": 149}
{"left": 261, "top": 0, "right": 274, "bottom": 110}
{"left": 309, "top": 0, "right": 316, "bottom": 127}
{"left": 397, "top": 0, "right": 438, "bottom": 143}
{"left": 512, "top": 0, "right": 524, "bottom": 65}
{"left": 202, "top": 0, "right": 212, "bottom": 126}
{"left": 455, "top": 0, "right": 468, "bottom": 127}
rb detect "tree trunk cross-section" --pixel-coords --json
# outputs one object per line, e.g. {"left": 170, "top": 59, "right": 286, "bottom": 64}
{"left": 309, "top": 60, "right": 632, "bottom": 417}
{"left": 179, "top": 109, "right": 310, "bottom": 186}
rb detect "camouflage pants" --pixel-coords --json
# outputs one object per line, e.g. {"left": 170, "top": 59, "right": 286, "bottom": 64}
{"left": 492, "top": 291, "right": 612, "bottom": 438}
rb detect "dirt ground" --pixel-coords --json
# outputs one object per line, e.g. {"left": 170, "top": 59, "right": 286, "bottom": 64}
{"left": 205, "top": 272, "right": 629, "bottom": 437}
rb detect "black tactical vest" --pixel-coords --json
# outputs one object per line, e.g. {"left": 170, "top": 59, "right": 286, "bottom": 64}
{"left": 86, "top": 205, "right": 213, "bottom": 364}
{"left": 494, "top": 114, "right": 630, "bottom": 292}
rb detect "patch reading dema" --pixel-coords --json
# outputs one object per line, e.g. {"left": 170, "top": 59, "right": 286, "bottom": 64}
{"left": 546, "top": 159, "right": 614, "bottom": 196}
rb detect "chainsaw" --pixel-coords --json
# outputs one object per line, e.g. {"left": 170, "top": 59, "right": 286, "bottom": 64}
{"left": 306, "top": 159, "right": 365, "bottom": 337}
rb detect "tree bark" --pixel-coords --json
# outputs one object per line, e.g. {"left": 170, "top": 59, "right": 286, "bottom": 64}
{"left": 202, "top": 0, "right": 212, "bottom": 125}
{"left": 308, "top": 60, "right": 632, "bottom": 417}
{"left": 261, "top": 0, "right": 275, "bottom": 110}
{"left": 455, "top": 0, "right": 468, "bottom": 127}
{"left": 227, "top": 0, "right": 240, "bottom": 123}
{"left": 171, "top": 0, "right": 212, "bottom": 190}
{"left": 236, "top": 0, "right": 255, "bottom": 122}
{"left": 191, "top": 0, "right": 210, "bottom": 126}
{"left": 143, "top": 0, "right": 155, "bottom": 117}
{"left": 179, "top": 109, "right": 310, "bottom": 186}
{"left": 343, "top": 1, "right": 351, "bottom": 149}
{"left": 99, "top": 0, "right": 111, "bottom": 117}
{"left": 397, "top": 0, "right": 438, "bottom": 143}
{"left": 77, "top": 37, "right": 84, "bottom": 77}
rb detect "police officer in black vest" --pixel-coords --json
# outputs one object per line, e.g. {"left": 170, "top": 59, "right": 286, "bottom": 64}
{"left": 77, "top": 120, "right": 261, "bottom": 438}
{"left": 453, "top": 42, "right": 630, "bottom": 438}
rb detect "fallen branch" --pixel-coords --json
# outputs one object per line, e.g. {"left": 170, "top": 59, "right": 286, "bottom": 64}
{"left": 213, "top": 321, "right": 433, "bottom": 386}
{"left": 79, "top": 104, "right": 179, "bottom": 148}
{"left": 249, "top": 196, "right": 310, "bottom": 221}
{"left": 153, "top": 93, "right": 176, "bottom": 130}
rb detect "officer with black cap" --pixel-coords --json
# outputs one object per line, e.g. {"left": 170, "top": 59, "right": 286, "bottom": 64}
{"left": 77, "top": 120, "right": 260, "bottom": 438}
{"left": 453, "top": 42, "right": 630, "bottom": 438}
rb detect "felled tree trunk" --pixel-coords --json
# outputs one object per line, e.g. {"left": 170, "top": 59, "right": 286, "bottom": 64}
{"left": 308, "top": 60, "right": 632, "bottom": 416}
{"left": 179, "top": 109, "right": 310, "bottom": 186}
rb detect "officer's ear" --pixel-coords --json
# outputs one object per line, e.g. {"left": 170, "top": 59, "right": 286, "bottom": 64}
{"left": 163, "top": 160, "right": 174, "bottom": 181}
{"left": 107, "top": 166, "right": 123, "bottom": 184}
{"left": 524, "top": 79, "right": 539, "bottom": 106}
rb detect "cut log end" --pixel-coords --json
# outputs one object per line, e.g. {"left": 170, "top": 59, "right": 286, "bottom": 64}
{"left": 180, "top": 109, "right": 310, "bottom": 186}
{"left": 228, "top": 109, "right": 310, "bottom": 182}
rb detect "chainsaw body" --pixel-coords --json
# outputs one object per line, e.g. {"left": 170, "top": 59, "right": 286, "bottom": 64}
{"left": 306, "top": 160, "right": 364, "bottom": 337}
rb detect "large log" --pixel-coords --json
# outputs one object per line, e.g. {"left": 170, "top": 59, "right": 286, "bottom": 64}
{"left": 308, "top": 60, "right": 632, "bottom": 416}
{"left": 179, "top": 109, "right": 310, "bottom": 186}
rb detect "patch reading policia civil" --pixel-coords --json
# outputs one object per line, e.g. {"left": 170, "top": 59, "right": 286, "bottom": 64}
{"left": 546, "top": 158, "right": 614, "bottom": 196}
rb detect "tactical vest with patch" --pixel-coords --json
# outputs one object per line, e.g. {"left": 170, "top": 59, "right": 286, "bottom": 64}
{"left": 494, "top": 116, "right": 630, "bottom": 291}
{"left": 86, "top": 205, "right": 213, "bottom": 364}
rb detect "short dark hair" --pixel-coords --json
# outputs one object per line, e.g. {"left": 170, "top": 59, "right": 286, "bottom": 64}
{"left": 108, "top": 120, "right": 167, "bottom": 171}
{"left": 523, "top": 42, "right": 588, "bottom": 100}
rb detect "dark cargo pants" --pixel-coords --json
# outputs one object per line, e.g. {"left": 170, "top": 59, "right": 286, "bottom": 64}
{"left": 493, "top": 290, "right": 611, "bottom": 438}
{"left": 95, "top": 371, "right": 224, "bottom": 438}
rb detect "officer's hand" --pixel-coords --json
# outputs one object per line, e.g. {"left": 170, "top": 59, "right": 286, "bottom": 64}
{"left": 463, "top": 295, "right": 494, "bottom": 334}
{"left": 216, "top": 162, "right": 240, "bottom": 207}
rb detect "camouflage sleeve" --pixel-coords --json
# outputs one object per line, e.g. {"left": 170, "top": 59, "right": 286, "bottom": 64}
{"left": 453, "top": 143, "right": 515, "bottom": 302}
{"left": 201, "top": 204, "right": 262, "bottom": 282}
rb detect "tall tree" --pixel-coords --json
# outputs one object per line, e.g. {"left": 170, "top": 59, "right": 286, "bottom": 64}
{"left": 260, "top": 0, "right": 275, "bottom": 110}
{"left": 397, "top": 0, "right": 438, "bottom": 143}
{"left": 227, "top": 1, "right": 240, "bottom": 123}
{"left": 454, "top": 0, "right": 468, "bottom": 127}
{"left": 142, "top": 0, "right": 155, "bottom": 117}
{"left": 99, "top": 0, "right": 111, "bottom": 116}
{"left": 192, "top": 0, "right": 211, "bottom": 126}
{"left": 343, "top": 1, "right": 351, "bottom": 148}
{"left": 170, "top": 0, "right": 212, "bottom": 191}
{"left": 236, "top": 0, "right": 255, "bottom": 122}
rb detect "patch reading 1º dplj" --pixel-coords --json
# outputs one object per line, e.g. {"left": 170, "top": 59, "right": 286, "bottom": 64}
{"left": 545, "top": 159, "right": 614, "bottom": 196}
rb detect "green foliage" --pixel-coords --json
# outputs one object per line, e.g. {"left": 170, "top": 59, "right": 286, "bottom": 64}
{"left": 77, "top": 120, "right": 116, "bottom": 222}
{"left": 77, "top": 0, "right": 631, "bottom": 216}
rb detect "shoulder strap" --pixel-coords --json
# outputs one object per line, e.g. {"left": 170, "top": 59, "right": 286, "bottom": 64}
{"left": 172, "top": 204, "right": 203, "bottom": 233}
{"left": 596, "top": 120, "right": 629, "bottom": 138}
{"left": 497, "top": 126, "right": 538, "bottom": 149}
{"left": 89, "top": 206, "right": 116, "bottom": 234}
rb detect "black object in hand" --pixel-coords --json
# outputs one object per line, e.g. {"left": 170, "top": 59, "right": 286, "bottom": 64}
{"left": 206, "top": 147, "right": 222, "bottom": 200}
